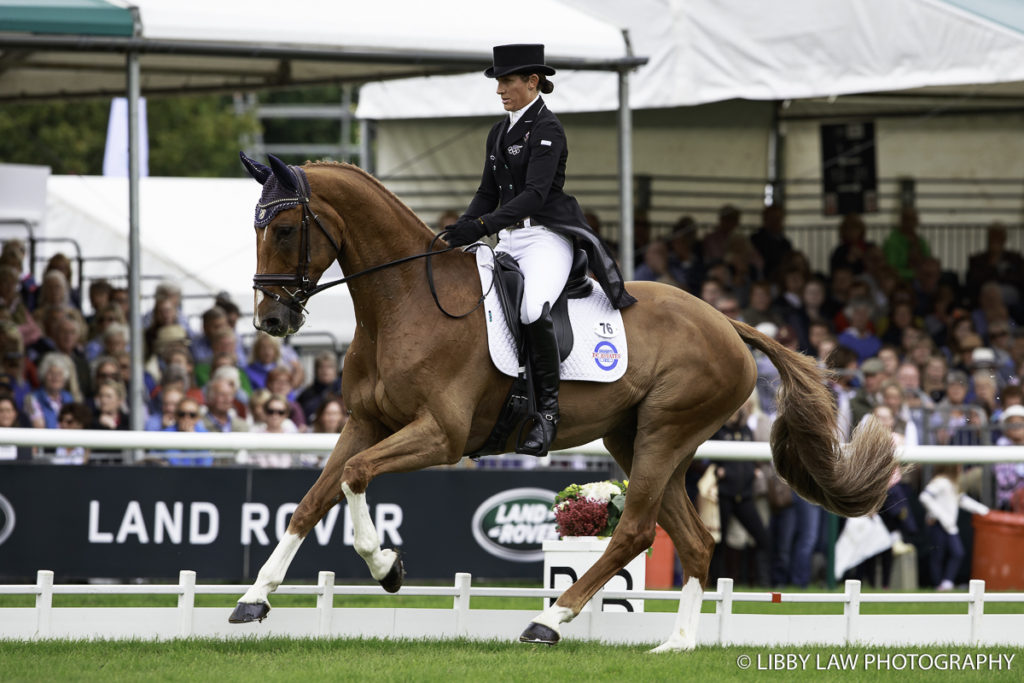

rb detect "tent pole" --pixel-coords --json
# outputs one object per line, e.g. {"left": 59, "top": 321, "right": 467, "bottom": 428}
{"left": 126, "top": 48, "right": 145, "bottom": 442}
{"left": 617, "top": 67, "right": 634, "bottom": 281}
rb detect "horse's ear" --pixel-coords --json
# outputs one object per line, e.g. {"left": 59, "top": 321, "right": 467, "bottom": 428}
{"left": 268, "top": 154, "right": 299, "bottom": 194}
{"left": 239, "top": 151, "right": 271, "bottom": 185}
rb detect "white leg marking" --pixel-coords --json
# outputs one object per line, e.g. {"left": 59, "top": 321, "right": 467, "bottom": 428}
{"left": 342, "top": 482, "right": 397, "bottom": 581}
{"left": 650, "top": 576, "right": 703, "bottom": 653}
{"left": 529, "top": 603, "right": 575, "bottom": 634}
{"left": 238, "top": 530, "right": 304, "bottom": 605}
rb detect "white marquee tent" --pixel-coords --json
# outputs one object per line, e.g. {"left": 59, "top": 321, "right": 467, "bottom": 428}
{"left": 358, "top": 0, "right": 1024, "bottom": 118}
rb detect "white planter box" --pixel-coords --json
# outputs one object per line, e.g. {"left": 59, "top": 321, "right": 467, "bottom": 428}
{"left": 542, "top": 536, "right": 646, "bottom": 612}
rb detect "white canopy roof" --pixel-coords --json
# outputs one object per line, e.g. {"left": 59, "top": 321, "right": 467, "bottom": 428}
{"left": 357, "top": 0, "right": 1024, "bottom": 118}
{"left": 45, "top": 175, "right": 356, "bottom": 342}
{"left": 0, "top": 0, "right": 638, "bottom": 100}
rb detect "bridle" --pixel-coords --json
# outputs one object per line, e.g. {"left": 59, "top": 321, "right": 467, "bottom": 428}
{"left": 252, "top": 191, "right": 492, "bottom": 320}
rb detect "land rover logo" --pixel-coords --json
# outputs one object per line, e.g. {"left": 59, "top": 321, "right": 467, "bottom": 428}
{"left": 471, "top": 487, "right": 559, "bottom": 562}
{"left": 0, "top": 493, "right": 14, "bottom": 546}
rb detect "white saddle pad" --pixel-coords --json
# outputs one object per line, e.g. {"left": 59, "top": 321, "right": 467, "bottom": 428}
{"left": 474, "top": 246, "right": 627, "bottom": 382}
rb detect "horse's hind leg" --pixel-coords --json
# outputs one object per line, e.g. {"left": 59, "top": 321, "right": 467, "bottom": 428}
{"left": 649, "top": 454, "right": 715, "bottom": 652}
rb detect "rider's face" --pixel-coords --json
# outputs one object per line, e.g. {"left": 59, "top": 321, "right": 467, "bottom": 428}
{"left": 496, "top": 74, "right": 537, "bottom": 112}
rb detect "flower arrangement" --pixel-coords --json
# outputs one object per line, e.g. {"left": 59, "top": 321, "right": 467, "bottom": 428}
{"left": 553, "top": 480, "right": 628, "bottom": 538}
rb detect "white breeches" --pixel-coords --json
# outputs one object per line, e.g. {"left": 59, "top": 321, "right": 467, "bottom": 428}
{"left": 495, "top": 224, "right": 573, "bottom": 324}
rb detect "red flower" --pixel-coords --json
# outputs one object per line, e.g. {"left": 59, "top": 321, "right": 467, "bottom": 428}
{"left": 554, "top": 498, "right": 609, "bottom": 537}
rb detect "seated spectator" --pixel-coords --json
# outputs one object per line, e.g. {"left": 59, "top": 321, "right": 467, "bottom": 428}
{"left": 84, "top": 303, "right": 127, "bottom": 361}
{"left": 50, "top": 313, "right": 92, "bottom": 399}
{"left": 993, "top": 406, "right": 1024, "bottom": 511}
{"left": 143, "top": 326, "right": 192, "bottom": 394}
{"left": 24, "top": 352, "right": 79, "bottom": 429}
{"left": 829, "top": 213, "right": 873, "bottom": 276}
{"left": 248, "top": 388, "right": 272, "bottom": 429}
{"left": 0, "top": 239, "right": 37, "bottom": 309}
{"left": 984, "top": 322, "right": 1017, "bottom": 385}
{"left": 297, "top": 351, "right": 343, "bottom": 424}
{"left": 265, "top": 366, "right": 306, "bottom": 429}
{"left": 921, "top": 354, "right": 949, "bottom": 404}
{"left": 195, "top": 331, "right": 251, "bottom": 392}
{"left": 202, "top": 377, "right": 249, "bottom": 433}
{"left": 700, "top": 204, "right": 742, "bottom": 265}
{"left": 0, "top": 322, "right": 33, "bottom": 408}
{"left": 879, "top": 301, "right": 918, "bottom": 347}
{"left": 311, "top": 394, "right": 347, "bottom": 435}
{"left": 715, "top": 294, "right": 742, "bottom": 321}
{"left": 972, "top": 280, "right": 1017, "bottom": 343}
{"left": 0, "top": 264, "right": 42, "bottom": 346}
{"left": 666, "top": 216, "right": 705, "bottom": 292}
{"left": 742, "top": 281, "right": 783, "bottom": 329}
{"left": 143, "top": 298, "right": 184, "bottom": 363}
{"left": 850, "top": 357, "right": 886, "bottom": 429}
{"left": 930, "top": 370, "right": 988, "bottom": 445}
{"left": 191, "top": 306, "right": 230, "bottom": 366}
{"left": 98, "top": 322, "right": 130, "bottom": 363}
{"left": 750, "top": 203, "right": 792, "bottom": 281}
{"left": 31, "top": 269, "right": 74, "bottom": 313}
{"left": 237, "top": 394, "right": 297, "bottom": 468}
{"left": 837, "top": 298, "right": 882, "bottom": 362}
{"left": 42, "top": 253, "right": 81, "bottom": 310}
{"left": 826, "top": 345, "right": 860, "bottom": 440}
{"left": 966, "top": 222, "right": 1024, "bottom": 308}
{"left": 245, "top": 332, "right": 283, "bottom": 391}
{"left": 877, "top": 344, "right": 900, "bottom": 377}
{"left": 90, "top": 378, "right": 130, "bottom": 431}
{"left": 53, "top": 402, "right": 92, "bottom": 465}
{"left": 209, "top": 364, "right": 250, "bottom": 418}
{"left": 143, "top": 280, "right": 187, "bottom": 329}
{"left": 0, "top": 392, "right": 32, "bottom": 461}
{"left": 84, "top": 279, "right": 112, "bottom": 331}
{"left": 635, "top": 239, "right": 686, "bottom": 289}
{"left": 145, "top": 386, "right": 184, "bottom": 432}
{"left": 883, "top": 207, "right": 931, "bottom": 280}
{"left": 878, "top": 380, "right": 919, "bottom": 446}
{"left": 162, "top": 397, "right": 212, "bottom": 467}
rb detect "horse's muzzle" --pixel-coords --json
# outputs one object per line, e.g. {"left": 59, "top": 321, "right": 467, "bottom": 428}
{"left": 254, "top": 300, "right": 305, "bottom": 337}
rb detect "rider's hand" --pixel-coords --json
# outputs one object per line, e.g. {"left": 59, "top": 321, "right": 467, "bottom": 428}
{"left": 442, "top": 218, "right": 488, "bottom": 247}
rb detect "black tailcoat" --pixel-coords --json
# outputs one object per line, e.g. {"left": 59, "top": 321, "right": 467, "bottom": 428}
{"left": 461, "top": 97, "right": 635, "bottom": 309}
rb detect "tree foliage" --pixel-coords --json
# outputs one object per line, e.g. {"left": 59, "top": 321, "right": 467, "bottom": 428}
{"left": 0, "top": 95, "right": 259, "bottom": 177}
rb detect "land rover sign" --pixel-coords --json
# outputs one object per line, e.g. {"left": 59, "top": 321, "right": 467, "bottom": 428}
{"left": 471, "top": 487, "right": 560, "bottom": 562}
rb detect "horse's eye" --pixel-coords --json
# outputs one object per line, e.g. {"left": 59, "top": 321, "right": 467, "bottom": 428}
{"left": 275, "top": 225, "right": 296, "bottom": 241}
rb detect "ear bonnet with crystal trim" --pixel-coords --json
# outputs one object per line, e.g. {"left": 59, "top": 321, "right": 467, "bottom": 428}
{"left": 240, "top": 151, "right": 312, "bottom": 228}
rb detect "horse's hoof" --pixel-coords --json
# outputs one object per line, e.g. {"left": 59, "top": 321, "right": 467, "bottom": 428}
{"left": 229, "top": 601, "right": 270, "bottom": 624}
{"left": 519, "top": 621, "right": 560, "bottom": 645}
{"left": 379, "top": 551, "right": 405, "bottom": 593}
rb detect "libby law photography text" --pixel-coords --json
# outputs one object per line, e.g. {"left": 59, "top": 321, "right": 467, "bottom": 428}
{"left": 737, "top": 652, "right": 1015, "bottom": 672}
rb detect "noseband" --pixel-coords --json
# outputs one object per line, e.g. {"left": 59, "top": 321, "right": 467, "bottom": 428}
{"left": 253, "top": 191, "right": 490, "bottom": 320}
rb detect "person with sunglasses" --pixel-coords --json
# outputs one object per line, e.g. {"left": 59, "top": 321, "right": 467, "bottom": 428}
{"left": 162, "top": 397, "right": 212, "bottom": 466}
{"left": 238, "top": 394, "right": 296, "bottom": 468}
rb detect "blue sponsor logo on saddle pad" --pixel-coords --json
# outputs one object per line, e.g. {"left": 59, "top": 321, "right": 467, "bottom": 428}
{"left": 593, "top": 341, "right": 621, "bottom": 371}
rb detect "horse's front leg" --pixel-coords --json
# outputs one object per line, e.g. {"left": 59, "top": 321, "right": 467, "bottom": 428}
{"left": 339, "top": 413, "right": 460, "bottom": 584}
{"left": 229, "top": 419, "right": 380, "bottom": 624}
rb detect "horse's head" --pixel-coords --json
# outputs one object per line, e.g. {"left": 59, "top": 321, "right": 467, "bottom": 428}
{"left": 241, "top": 152, "right": 341, "bottom": 337}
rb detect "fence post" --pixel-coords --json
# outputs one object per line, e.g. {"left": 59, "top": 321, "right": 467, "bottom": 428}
{"left": 968, "top": 579, "right": 984, "bottom": 646}
{"left": 716, "top": 578, "right": 733, "bottom": 646}
{"left": 177, "top": 570, "right": 196, "bottom": 638}
{"left": 589, "top": 586, "right": 605, "bottom": 640}
{"left": 843, "top": 580, "right": 861, "bottom": 645}
{"left": 453, "top": 572, "right": 471, "bottom": 637}
{"left": 317, "top": 571, "right": 335, "bottom": 636}
{"left": 35, "top": 570, "right": 53, "bottom": 640}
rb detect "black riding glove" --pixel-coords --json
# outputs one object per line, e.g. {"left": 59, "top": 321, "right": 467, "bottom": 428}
{"left": 442, "top": 218, "right": 488, "bottom": 247}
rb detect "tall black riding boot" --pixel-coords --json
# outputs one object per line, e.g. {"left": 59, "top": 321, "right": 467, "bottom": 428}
{"left": 518, "top": 303, "right": 560, "bottom": 456}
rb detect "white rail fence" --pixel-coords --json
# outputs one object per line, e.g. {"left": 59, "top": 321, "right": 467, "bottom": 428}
{"left": 2, "top": 570, "right": 1023, "bottom": 646}
{"left": 2, "top": 428, "right": 1023, "bottom": 464}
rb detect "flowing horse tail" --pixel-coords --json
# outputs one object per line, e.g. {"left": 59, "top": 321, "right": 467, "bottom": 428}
{"left": 729, "top": 318, "right": 898, "bottom": 517}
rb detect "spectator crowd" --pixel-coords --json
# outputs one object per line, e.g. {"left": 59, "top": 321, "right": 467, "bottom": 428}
{"left": 4, "top": 200, "right": 1024, "bottom": 590}
{"left": 0, "top": 238, "right": 346, "bottom": 467}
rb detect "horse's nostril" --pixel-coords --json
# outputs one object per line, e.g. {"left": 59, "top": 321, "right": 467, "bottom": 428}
{"left": 262, "top": 317, "right": 281, "bottom": 332}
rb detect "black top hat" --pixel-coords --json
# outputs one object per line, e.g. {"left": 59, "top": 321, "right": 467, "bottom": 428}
{"left": 485, "top": 44, "right": 556, "bottom": 78}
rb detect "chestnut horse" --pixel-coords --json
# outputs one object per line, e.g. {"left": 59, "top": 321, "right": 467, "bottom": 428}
{"left": 230, "top": 155, "right": 897, "bottom": 651}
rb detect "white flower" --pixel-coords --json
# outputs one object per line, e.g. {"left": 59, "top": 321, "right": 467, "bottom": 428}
{"left": 579, "top": 481, "right": 621, "bottom": 503}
